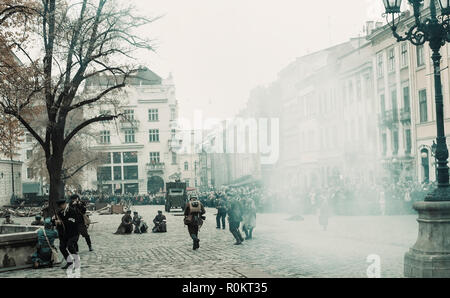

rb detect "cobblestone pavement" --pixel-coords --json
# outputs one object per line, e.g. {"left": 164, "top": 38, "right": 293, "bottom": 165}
{"left": 1, "top": 205, "right": 418, "bottom": 278}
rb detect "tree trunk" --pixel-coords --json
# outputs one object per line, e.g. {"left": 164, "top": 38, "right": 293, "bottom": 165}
{"left": 47, "top": 155, "right": 65, "bottom": 211}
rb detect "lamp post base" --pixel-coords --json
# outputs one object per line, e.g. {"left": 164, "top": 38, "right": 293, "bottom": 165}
{"left": 404, "top": 197, "right": 450, "bottom": 278}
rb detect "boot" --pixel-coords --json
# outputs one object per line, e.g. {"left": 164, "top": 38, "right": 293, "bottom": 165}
{"left": 237, "top": 230, "right": 244, "bottom": 242}
{"left": 243, "top": 226, "right": 249, "bottom": 240}
{"left": 232, "top": 231, "right": 242, "bottom": 245}
{"left": 86, "top": 236, "right": 93, "bottom": 251}
{"left": 248, "top": 228, "right": 253, "bottom": 239}
{"left": 195, "top": 238, "right": 200, "bottom": 249}
{"left": 191, "top": 234, "right": 200, "bottom": 250}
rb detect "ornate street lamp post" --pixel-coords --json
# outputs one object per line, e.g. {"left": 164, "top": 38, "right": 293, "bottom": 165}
{"left": 383, "top": 0, "right": 450, "bottom": 277}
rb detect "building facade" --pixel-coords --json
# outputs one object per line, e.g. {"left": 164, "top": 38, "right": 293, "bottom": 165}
{"left": 84, "top": 68, "right": 196, "bottom": 195}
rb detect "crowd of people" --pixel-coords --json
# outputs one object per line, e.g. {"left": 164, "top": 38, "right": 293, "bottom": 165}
{"left": 79, "top": 190, "right": 165, "bottom": 206}
{"left": 289, "top": 180, "right": 435, "bottom": 217}
{"left": 188, "top": 185, "right": 272, "bottom": 213}
{"left": 1, "top": 178, "right": 437, "bottom": 270}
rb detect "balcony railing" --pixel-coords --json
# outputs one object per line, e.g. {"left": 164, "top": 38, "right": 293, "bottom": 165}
{"left": 378, "top": 109, "right": 399, "bottom": 128}
{"left": 400, "top": 108, "right": 411, "bottom": 123}
{"left": 168, "top": 138, "right": 182, "bottom": 149}
{"left": 146, "top": 162, "right": 165, "bottom": 172}
{"left": 120, "top": 119, "right": 140, "bottom": 129}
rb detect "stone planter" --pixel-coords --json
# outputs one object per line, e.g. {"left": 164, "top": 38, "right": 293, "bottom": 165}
{"left": 0, "top": 225, "right": 40, "bottom": 270}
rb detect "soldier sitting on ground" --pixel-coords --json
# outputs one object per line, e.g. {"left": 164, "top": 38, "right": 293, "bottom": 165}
{"left": 31, "top": 215, "right": 45, "bottom": 226}
{"left": 132, "top": 211, "right": 148, "bottom": 234}
{"left": 31, "top": 218, "right": 58, "bottom": 269}
{"left": 114, "top": 210, "right": 133, "bottom": 234}
{"left": 152, "top": 210, "right": 167, "bottom": 233}
{"left": 2, "top": 214, "right": 14, "bottom": 225}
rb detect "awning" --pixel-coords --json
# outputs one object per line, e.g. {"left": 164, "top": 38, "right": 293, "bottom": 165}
{"left": 22, "top": 182, "right": 41, "bottom": 194}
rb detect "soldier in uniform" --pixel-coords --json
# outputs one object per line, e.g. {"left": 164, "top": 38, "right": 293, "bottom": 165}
{"left": 152, "top": 210, "right": 167, "bottom": 233}
{"left": 2, "top": 214, "right": 14, "bottom": 224}
{"left": 228, "top": 197, "right": 244, "bottom": 245}
{"left": 132, "top": 211, "right": 148, "bottom": 233}
{"left": 216, "top": 197, "right": 227, "bottom": 229}
{"left": 54, "top": 198, "right": 82, "bottom": 270}
{"left": 69, "top": 194, "right": 93, "bottom": 251}
{"left": 31, "top": 215, "right": 45, "bottom": 226}
{"left": 184, "top": 196, "right": 206, "bottom": 250}
{"left": 242, "top": 198, "right": 256, "bottom": 240}
{"left": 114, "top": 210, "right": 133, "bottom": 234}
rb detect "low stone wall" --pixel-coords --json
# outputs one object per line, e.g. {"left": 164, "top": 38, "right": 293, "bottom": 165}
{"left": 0, "top": 225, "right": 39, "bottom": 269}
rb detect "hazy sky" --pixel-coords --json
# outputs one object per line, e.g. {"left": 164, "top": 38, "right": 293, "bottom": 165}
{"left": 132, "top": 0, "right": 386, "bottom": 121}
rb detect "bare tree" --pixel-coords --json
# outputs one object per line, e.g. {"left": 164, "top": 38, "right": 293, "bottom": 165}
{"left": 0, "top": 0, "right": 155, "bottom": 208}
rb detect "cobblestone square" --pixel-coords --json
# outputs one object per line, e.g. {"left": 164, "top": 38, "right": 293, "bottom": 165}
{"left": 1, "top": 206, "right": 418, "bottom": 278}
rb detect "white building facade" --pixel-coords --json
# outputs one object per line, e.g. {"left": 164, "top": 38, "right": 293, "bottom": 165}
{"left": 83, "top": 68, "right": 196, "bottom": 195}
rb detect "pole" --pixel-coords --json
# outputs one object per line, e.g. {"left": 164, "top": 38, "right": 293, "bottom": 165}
{"left": 10, "top": 156, "right": 14, "bottom": 195}
{"left": 431, "top": 48, "right": 450, "bottom": 189}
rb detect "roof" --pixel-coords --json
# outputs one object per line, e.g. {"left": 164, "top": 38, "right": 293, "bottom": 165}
{"left": 85, "top": 67, "right": 162, "bottom": 87}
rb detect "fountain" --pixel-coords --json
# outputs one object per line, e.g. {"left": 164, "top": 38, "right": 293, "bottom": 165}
{"left": 0, "top": 225, "right": 40, "bottom": 271}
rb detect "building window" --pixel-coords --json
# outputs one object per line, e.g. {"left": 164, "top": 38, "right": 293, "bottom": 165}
{"left": 149, "top": 152, "right": 160, "bottom": 163}
{"left": 392, "top": 130, "right": 399, "bottom": 155}
{"left": 124, "top": 165, "right": 138, "bottom": 180}
{"left": 391, "top": 89, "right": 398, "bottom": 120}
{"left": 27, "top": 167, "right": 33, "bottom": 179}
{"left": 149, "top": 129, "right": 159, "bottom": 142}
{"left": 417, "top": 45, "right": 425, "bottom": 67}
{"left": 148, "top": 109, "right": 159, "bottom": 122}
{"left": 388, "top": 48, "right": 395, "bottom": 72}
{"left": 97, "top": 166, "right": 112, "bottom": 181}
{"left": 123, "top": 151, "right": 138, "bottom": 163}
{"left": 377, "top": 52, "right": 384, "bottom": 78}
{"left": 113, "top": 166, "right": 122, "bottom": 180}
{"left": 170, "top": 108, "right": 176, "bottom": 121}
{"left": 26, "top": 150, "right": 32, "bottom": 160}
{"left": 113, "top": 152, "right": 121, "bottom": 164}
{"left": 124, "top": 109, "right": 134, "bottom": 120}
{"left": 382, "top": 133, "right": 387, "bottom": 156}
{"left": 26, "top": 134, "right": 33, "bottom": 143}
{"left": 401, "top": 43, "right": 408, "bottom": 67}
{"left": 380, "top": 94, "right": 386, "bottom": 115}
{"left": 184, "top": 161, "right": 189, "bottom": 171}
{"left": 100, "top": 110, "right": 112, "bottom": 123}
{"left": 99, "top": 130, "right": 110, "bottom": 144}
{"left": 403, "top": 86, "right": 410, "bottom": 112}
{"left": 405, "top": 129, "right": 412, "bottom": 154}
{"left": 124, "top": 129, "right": 135, "bottom": 143}
{"left": 419, "top": 89, "right": 428, "bottom": 123}
{"left": 172, "top": 152, "right": 177, "bottom": 164}
{"left": 124, "top": 183, "right": 139, "bottom": 195}
{"left": 101, "top": 152, "right": 111, "bottom": 164}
